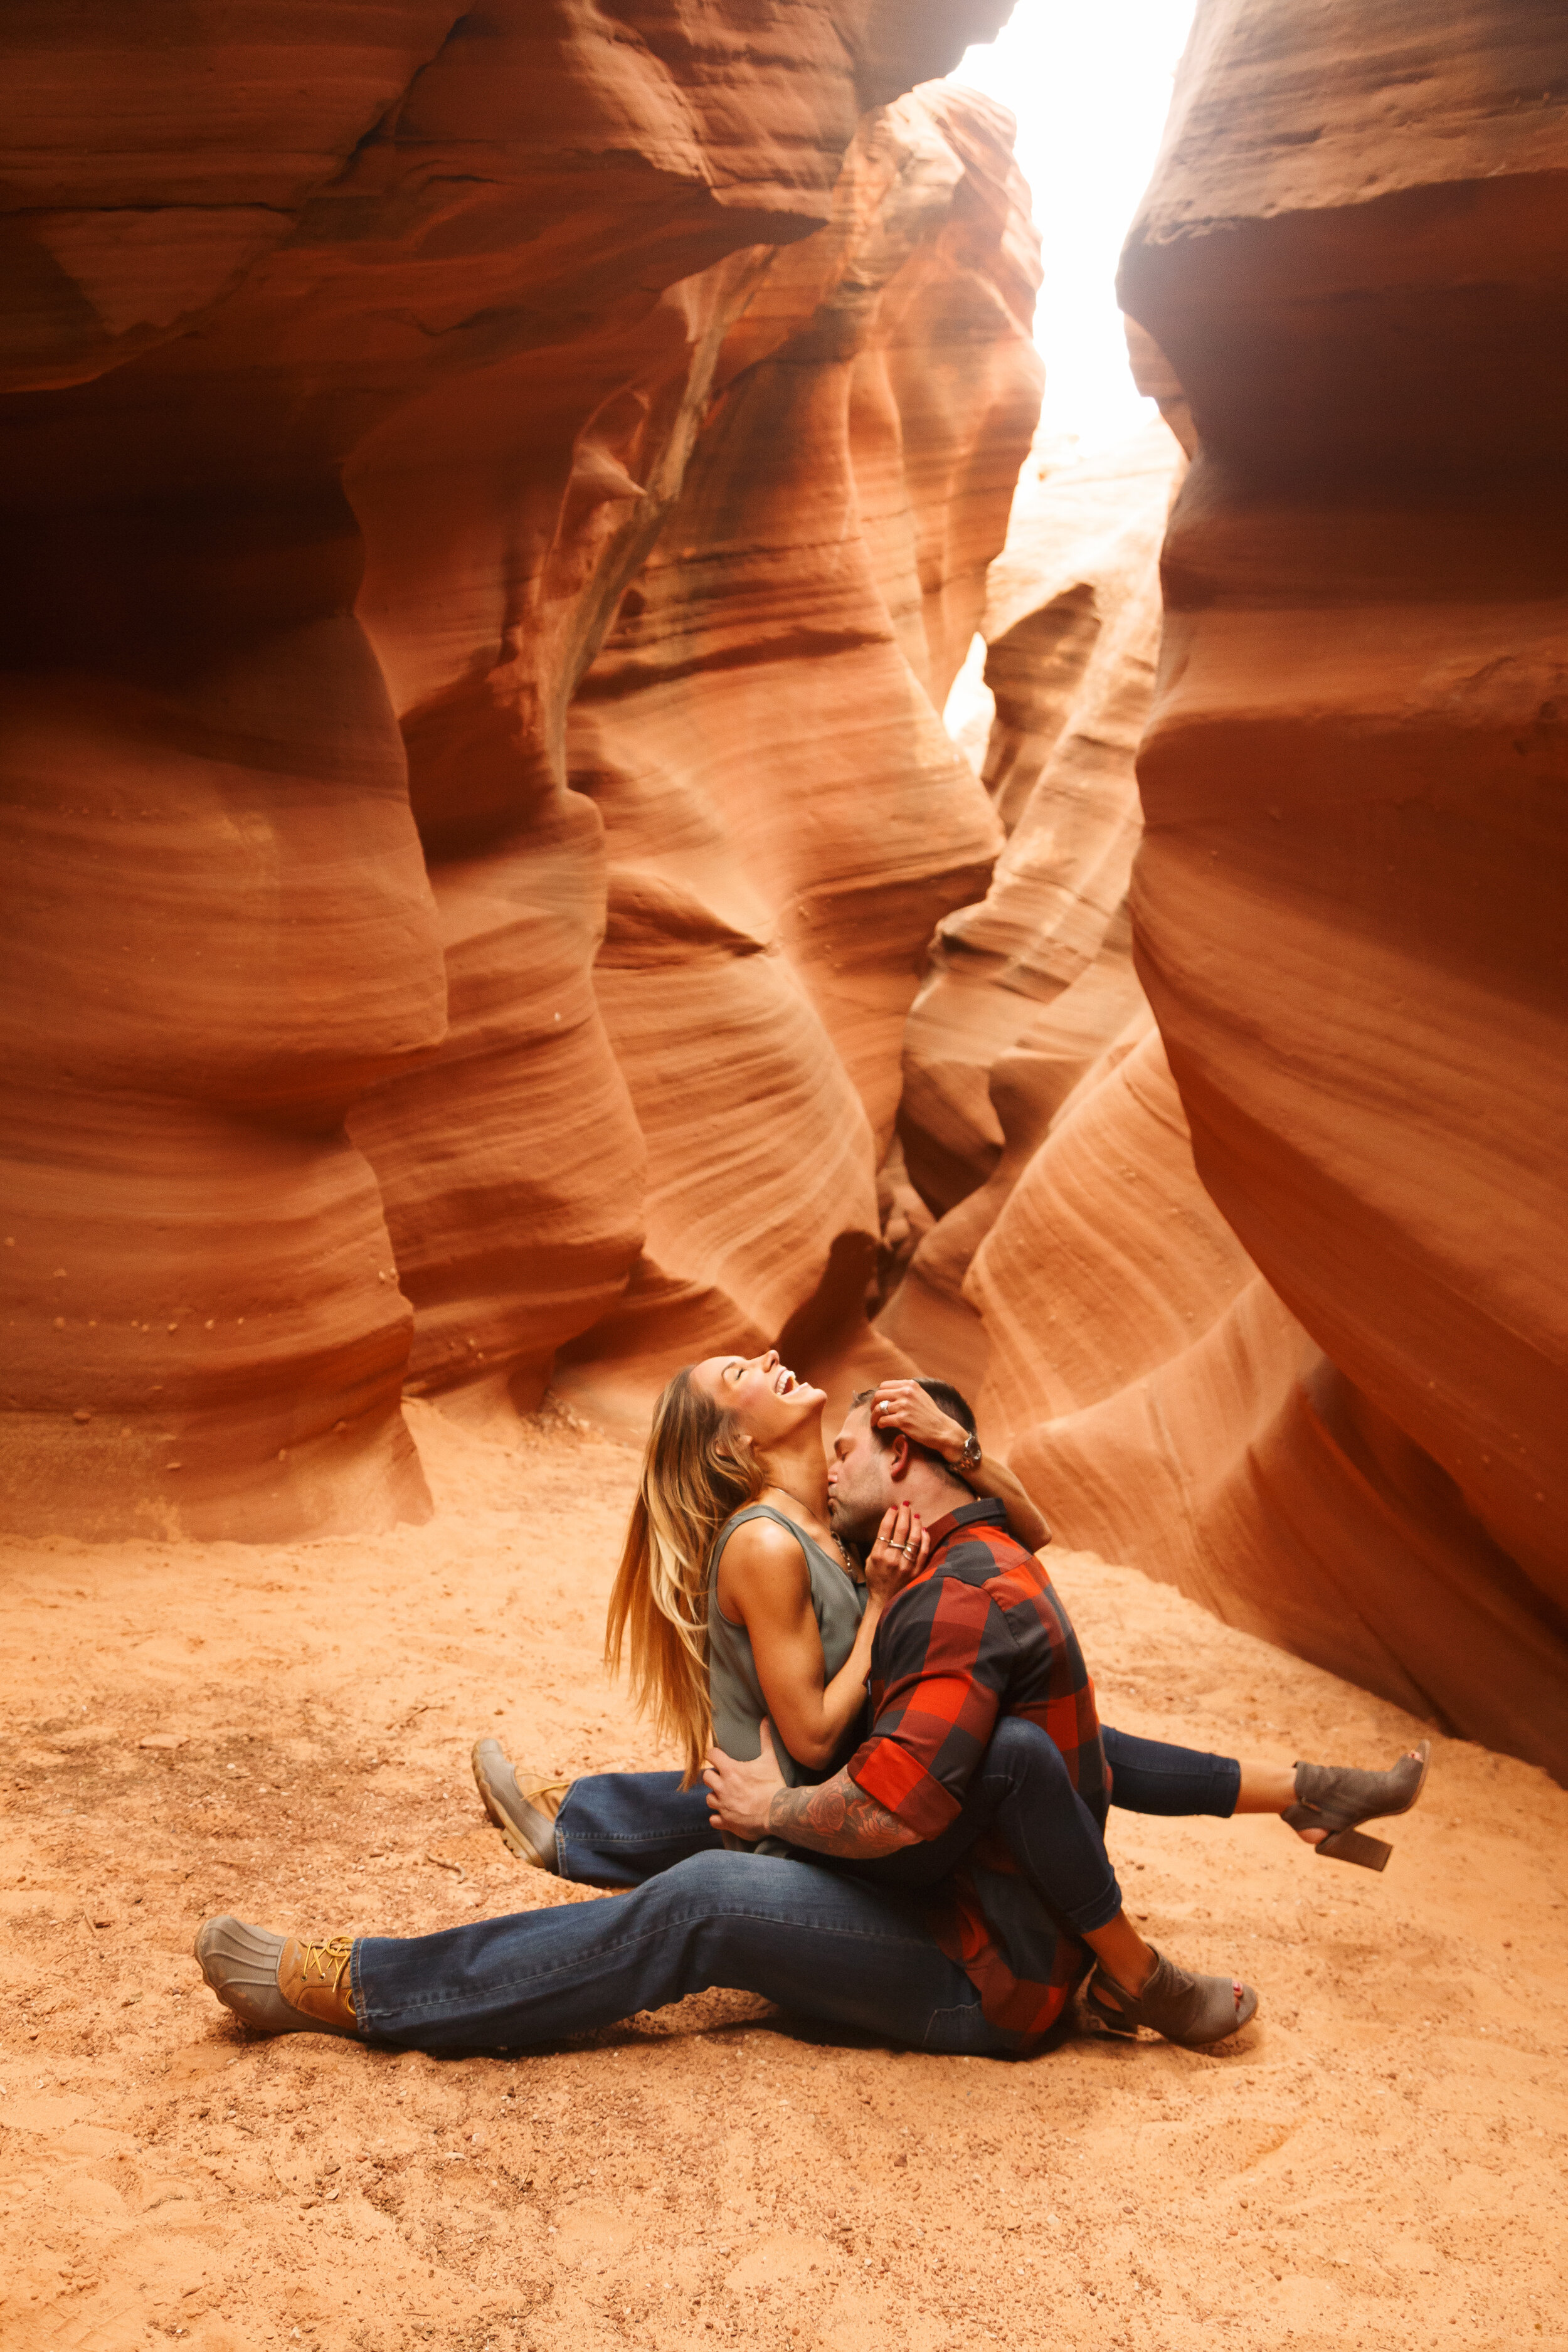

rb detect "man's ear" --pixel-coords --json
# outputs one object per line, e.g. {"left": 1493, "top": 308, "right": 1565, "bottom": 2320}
{"left": 886, "top": 1431, "right": 914, "bottom": 1483}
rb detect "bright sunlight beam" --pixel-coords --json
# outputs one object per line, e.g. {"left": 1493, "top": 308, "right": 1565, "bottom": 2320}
{"left": 947, "top": 0, "right": 1197, "bottom": 449}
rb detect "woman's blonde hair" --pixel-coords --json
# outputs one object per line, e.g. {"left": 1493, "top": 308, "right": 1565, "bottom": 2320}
{"left": 605, "top": 1366, "right": 762, "bottom": 1784}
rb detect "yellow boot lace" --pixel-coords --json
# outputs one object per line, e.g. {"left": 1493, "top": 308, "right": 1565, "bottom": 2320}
{"left": 295, "top": 1935, "right": 356, "bottom": 2014}
{"left": 525, "top": 1776, "right": 574, "bottom": 1810}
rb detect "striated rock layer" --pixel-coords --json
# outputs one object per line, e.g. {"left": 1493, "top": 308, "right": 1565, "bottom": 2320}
{"left": 879, "top": 423, "right": 1180, "bottom": 1389}
{"left": 1105, "top": 0, "right": 1568, "bottom": 1774}
{"left": 874, "top": 167, "right": 1567, "bottom": 1774}
{"left": 884, "top": 381, "right": 1568, "bottom": 1776}
{"left": 0, "top": 0, "right": 1016, "bottom": 1535}
{"left": 970, "top": 1030, "right": 1568, "bottom": 1777}
{"left": 554, "top": 84, "right": 1042, "bottom": 1428}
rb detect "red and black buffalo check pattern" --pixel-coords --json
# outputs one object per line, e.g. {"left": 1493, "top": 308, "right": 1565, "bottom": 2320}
{"left": 847, "top": 1496, "right": 1108, "bottom": 2042}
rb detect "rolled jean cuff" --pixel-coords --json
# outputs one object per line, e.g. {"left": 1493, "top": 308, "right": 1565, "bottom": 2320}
{"left": 1071, "top": 1877, "right": 1126, "bottom": 1937}
{"left": 350, "top": 1940, "right": 373, "bottom": 2037}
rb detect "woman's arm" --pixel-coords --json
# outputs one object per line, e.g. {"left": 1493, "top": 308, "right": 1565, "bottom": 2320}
{"left": 715, "top": 1507, "right": 928, "bottom": 1771}
{"left": 965, "top": 1449, "right": 1051, "bottom": 1553}
{"left": 869, "top": 1380, "right": 1052, "bottom": 1552}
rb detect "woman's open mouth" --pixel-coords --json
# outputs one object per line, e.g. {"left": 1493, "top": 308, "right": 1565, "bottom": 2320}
{"left": 773, "top": 1365, "right": 798, "bottom": 1396}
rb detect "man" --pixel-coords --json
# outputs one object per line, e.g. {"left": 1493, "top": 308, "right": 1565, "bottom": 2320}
{"left": 194, "top": 1382, "right": 1258, "bottom": 2053}
{"left": 702, "top": 1383, "right": 1139, "bottom": 2037}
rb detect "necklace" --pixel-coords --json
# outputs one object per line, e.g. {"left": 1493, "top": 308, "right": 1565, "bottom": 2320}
{"left": 765, "top": 1483, "right": 848, "bottom": 1567}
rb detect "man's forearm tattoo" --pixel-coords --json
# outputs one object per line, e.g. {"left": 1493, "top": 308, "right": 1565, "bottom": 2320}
{"left": 766, "top": 1768, "right": 913, "bottom": 1858}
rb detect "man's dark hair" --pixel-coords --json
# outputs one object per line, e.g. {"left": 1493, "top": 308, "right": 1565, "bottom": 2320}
{"left": 850, "top": 1378, "right": 978, "bottom": 1473}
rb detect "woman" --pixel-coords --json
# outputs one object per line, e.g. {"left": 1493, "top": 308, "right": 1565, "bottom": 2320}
{"left": 604, "top": 1354, "right": 1029, "bottom": 1793}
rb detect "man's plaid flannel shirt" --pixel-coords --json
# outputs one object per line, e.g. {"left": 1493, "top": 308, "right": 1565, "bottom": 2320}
{"left": 845, "top": 1496, "right": 1108, "bottom": 2042}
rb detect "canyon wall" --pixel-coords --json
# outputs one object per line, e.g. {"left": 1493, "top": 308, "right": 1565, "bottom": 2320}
{"left": 0, "top": 0, "right": 1019, "bottom": 1536}
{"left": 871, "top": 2, "right": 1568, "bottom": 1781}
{"left": 879, "top": 423, "right": 1180, "bottom": 1392}
{"left": 10, "top": 0, "right": 1560, "bottom": 1785}
{"left": 553, "top": 83, "right": 1042, "bottom": 1428}
{"left": 894, "top": 382, "right": 1568, "bottom": 1778}
{"left": 1100, "top": 0, "right": 1568, "bottom": 1774}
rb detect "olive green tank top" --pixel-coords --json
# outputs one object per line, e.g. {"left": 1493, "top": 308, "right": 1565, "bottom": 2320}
{"left": 707, "top": 1502, "right": 868, "bottom": 1793}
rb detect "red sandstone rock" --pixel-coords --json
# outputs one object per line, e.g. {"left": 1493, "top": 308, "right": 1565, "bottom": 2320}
{"left": 549, "top": 83, "right": 1044, "bottom": 1427}
{"left": 898, "top": 423, "right": 1180, "bottom": 1218}
{"left": 971, "top": 1032, "right": 1568, "bottom": 1776}
{"left": 0, "top": 533, "right": 445, "bottom": 1537}
{"left": 879, "top": 424, "right": 1180, "bottom": 1382}
{"left": 880, "top": 258, "right": 1566, "bottom": 1775}
{"left": 0, "top": 1, "right": 1015, "bottom": 1533}
{"left": 1108, "top": 0, "right": 1568, "bottom": 1773}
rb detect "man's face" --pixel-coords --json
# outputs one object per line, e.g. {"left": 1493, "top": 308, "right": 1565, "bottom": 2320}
{"left": 827, "top": 1404, "right": 894, "bottom": 1545}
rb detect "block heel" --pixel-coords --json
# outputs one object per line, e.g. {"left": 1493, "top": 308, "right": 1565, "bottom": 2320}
{"left": 1315, "top": 1825, "right": 1392, "bottom": 1870}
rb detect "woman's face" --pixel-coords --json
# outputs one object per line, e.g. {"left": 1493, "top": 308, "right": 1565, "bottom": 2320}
{"left": 690, "top": 1349, "right": 826, "bottom": 1448}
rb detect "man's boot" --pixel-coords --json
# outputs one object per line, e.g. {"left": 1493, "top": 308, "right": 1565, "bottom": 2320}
{"left": 472, "top": 1738, "right": 572, "bottom": 1870}
{"left": 194, "top": 1917, "right": 361, "bottom": 2038}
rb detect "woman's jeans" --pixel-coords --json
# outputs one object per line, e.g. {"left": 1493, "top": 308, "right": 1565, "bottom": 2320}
{"left": 1101, "top": 1726, "right": 1241, "bottom": 1818}
{"left": 552, "top": 1722, "right": 1241, "bottom": 1890}
{"left": 355, "top": 1850, "right": 1022, "bottom": 2057}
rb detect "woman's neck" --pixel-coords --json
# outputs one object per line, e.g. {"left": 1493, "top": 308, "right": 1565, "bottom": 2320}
{"left": 753, "top": 1426, "right": 829, "bottom": 1524}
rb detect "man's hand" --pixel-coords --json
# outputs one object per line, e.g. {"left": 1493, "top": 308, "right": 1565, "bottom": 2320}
{"left": 702, "top": 1721, "right": 787, "bottom": 1841}
{"left": 871, "top": 1379, "right": 967, "bottom": 1463}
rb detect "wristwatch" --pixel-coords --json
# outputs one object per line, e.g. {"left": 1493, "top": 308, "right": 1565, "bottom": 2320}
{"left": 953, "top": 1428, "right": 982, "bottom": 1474}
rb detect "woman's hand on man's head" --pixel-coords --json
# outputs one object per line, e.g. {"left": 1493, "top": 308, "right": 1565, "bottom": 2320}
{"left": 869, "top": 1379, "right": 965, "bottom": 1463}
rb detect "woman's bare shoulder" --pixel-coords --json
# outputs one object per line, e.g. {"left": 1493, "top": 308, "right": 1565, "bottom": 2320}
{"left": 719, "top": 1510, "right": 811, "bottom": 1581}
{"left": 714, "top": 1510, "right": 813, "bottom": 1628}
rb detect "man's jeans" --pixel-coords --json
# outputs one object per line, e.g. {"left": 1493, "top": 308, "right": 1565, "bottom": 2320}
{"left": 354, "top": 1717, "right": 1123, "bottom": 2056}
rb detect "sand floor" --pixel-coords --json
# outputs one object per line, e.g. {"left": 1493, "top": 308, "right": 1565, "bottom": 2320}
{"left": 2, "top": 1399, "right": 1565, "bottom": 2352}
